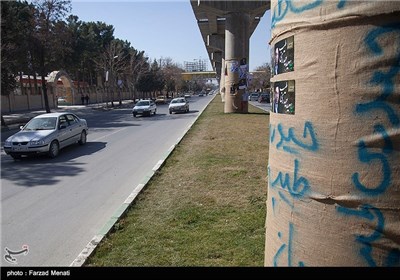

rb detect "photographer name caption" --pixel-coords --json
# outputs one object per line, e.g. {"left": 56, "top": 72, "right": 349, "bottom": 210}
{"left": 6, "top": 270, "right": 71, "bottom": 277}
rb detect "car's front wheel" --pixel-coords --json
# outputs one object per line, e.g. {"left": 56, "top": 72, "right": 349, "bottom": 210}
{"left": 48, "top": 140, "right": 59, "bottom": 158}
{"left": 79, "top": 130, "right": 87, "bottom": 145}
{"left": 133, "top": 113, "right": 137, "bottom": 117}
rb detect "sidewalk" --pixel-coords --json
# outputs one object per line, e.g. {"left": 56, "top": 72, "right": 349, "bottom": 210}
{"left": 1, "top": 100, "right": 134, "bottom": 133}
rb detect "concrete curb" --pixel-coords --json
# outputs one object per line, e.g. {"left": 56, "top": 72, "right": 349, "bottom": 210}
{"left": 70, "top": 94, "right": 217, "bottom": 267}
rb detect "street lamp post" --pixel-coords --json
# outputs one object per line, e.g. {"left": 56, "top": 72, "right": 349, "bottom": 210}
{"left": 110, "top": 55, "right": 119, "bottom": 107}
{"left": 117, "top": 78, "right": 123, "bottom": 106}
{"left": 105, "top": 70, "right": 109, "bottom": 108}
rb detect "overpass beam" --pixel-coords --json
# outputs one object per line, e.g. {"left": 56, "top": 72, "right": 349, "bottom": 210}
{"left": 224, "top": 12, "right": 250, "bottom": 113}
{"left": 211, "top": 52, "right": 222, "bottom": 64}
{"left": 213, "top": 60, "right": 222, "bottom": 78}
{"left": 207, "top": 34, "right": 224, "bottom": 52}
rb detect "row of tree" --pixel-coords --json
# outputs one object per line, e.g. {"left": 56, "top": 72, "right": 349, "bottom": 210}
{"left": 1, "top": 0, "right": 208, "bottom": 115}
{"left": 1, "top": 0, "right": 271, "bottom": 122}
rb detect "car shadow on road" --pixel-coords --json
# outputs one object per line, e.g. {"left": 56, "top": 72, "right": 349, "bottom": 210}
{"left": 132, "top": 113, "right": 167, "bottom": 118}
{"left": 0, "top": 141, "right": 107, "bottom": 187}
{"left": 170, "top": 110, "right": 199, "bottom": 115}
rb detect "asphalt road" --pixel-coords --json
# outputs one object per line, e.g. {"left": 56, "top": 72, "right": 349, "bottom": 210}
{"left": 1, "top": 95, "right": 214, "bottom": 266}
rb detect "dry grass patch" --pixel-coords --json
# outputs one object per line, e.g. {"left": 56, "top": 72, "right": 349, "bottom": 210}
{"left": 85, "top": 97, "right": 270, "bottom": 267}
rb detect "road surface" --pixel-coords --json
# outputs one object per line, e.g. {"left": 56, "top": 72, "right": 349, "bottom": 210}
{"left": 1, "top": 95, "right": 213, "bottom": 266}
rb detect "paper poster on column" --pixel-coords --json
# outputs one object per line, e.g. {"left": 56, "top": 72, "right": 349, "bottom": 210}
{"left": 238, "top": 58, "right": 248, "bottom": 90}
{"left": 271, "top": 80, "right": 295, "bottom": 114}
{"left": 272, "top": 36, "right": 294, "bottom": 76}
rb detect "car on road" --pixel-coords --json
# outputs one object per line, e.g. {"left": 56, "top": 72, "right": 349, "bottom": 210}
{"left": 155, "top": 96, "right": 167, "bottom": 104}
{"left": 248, "top": 92, "right": 260, "bottom": 101}
{"left": 169, "top": 97, "right": 189, "bottom": 114}
{"left": 132, "top": 99, "right": 157, "bottom": 117}
{"left": 4, "top": 112, "right": 88, "bottom": 159}
{"left": 57, "top": 97, "right": 68, "bottom": 104}
{"left": 258, "top": 92, "right": 270, "bottom": 103}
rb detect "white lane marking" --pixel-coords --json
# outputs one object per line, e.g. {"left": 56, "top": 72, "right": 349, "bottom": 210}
{"left": 70, "top": 235, "right": 104, "bottom": 267}
{"left": 168, "top": 145, "right": 175, "bottom": 152}
{"left": 92, "top": 127, "right": 129, "bottom": 141}
{"left": 152, "top": 160, "right": 164, "bottom": 171}
{"left": 124, "top": 183, "right": 146, "bottom": 204}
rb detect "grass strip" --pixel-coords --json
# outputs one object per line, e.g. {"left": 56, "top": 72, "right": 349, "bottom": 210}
{"left": 85, "top": 97, "right": 270, "bottom": 266}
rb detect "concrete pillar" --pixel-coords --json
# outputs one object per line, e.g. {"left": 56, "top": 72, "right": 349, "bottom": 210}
{"left": 220, "top": 57, "right": 226, "bottom": 102}
{"left": 224, "top": 12, "right": 250, "bottom": 113}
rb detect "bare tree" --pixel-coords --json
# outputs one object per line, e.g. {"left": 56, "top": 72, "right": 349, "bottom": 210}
{"left": 94, "top": 40, "right": 128, "bottom": 107}
{"left": 250, "top": 63, "right": 271, "bottom": 92}
{"left": 126, "top": 49, "right": 148, "bottom": 101}
{"left": 160, "top": 57, "right": 184, "bottom": 98}
{"left": 32, "top": 0, "right": 71, "bottom": 113}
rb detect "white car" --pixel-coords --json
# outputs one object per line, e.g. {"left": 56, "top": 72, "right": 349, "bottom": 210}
{"left": 169, "top": 98, "right": 189, "bottom": 114}
{"left": 248, "top": 92, "right": 259, "bottom": 101}
{"left": 57, "top": 97, "right": 67, "bottom": 104}
{"left": 4, "top": 112, "right": 88, "bottom": 159}
{"left": 132, "top": 100, "right": 157, "bottom": 117}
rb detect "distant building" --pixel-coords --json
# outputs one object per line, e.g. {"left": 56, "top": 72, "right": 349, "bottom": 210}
{"left": 184, "top": 58, "right": 208, "bottom": 72}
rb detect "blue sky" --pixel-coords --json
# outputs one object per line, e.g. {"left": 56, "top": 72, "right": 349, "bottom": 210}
{"left": 71, "top": 0, "right": 271, "bottom": 71}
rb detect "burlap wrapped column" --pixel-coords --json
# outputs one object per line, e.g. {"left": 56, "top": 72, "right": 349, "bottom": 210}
{"left": 266, "top": 1, "right": 400, "bottom": 266}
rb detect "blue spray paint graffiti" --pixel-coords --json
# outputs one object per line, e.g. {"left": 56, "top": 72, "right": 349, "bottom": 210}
{"left": 269, "top": 121, "right": 318, "bottom": 263}
{"left": 345, "top": 23, "right": 400, "bottom": 266}
{"left": 271, "top": 196, "right": 276, "bottom": 216}
{"left": 356, "top": 101, "right": 399, "bottom": 126}
{"left": 357, "top": 23, "right": 400, "bottom": 126}
{"left": 336, "top": 204, "right": 399, "bottom": 266}
{"left": 353, "top": 24, "right": 400, "bottom": 196}
{"left": 352, "top": 139, "right": 391, "bottom": 196}
{"left": 357, "top": 23, "right": 400, "bottom": 125}
{"left": 271, "top": 159, "right": 310, "bottom": 199}
{"left": 386, "top": 249, "right": 400, "bottom": 267}
{"left": 270, "top": 121, "right": 319, "bottom": 155}
{"left": 270, "top": 2, "right": 399, "bottom": 266}
{"left": 269, "top": 159, "right": 310, "bottom": 208}
{"left": 336, "top": 0, "right": 347, "bottom": 9}
{"left": 273, "top": 222, "right": 305, "bottom": 266}
{"left": 270, "top": 123, "right": 276, "bottom": 143}
{"left": 271, "top": 0, "right": 347, "bottom": 29}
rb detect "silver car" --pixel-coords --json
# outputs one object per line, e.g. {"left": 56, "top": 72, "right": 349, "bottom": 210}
{"left": 169, "top": 98, "right": 189, "bottom": 114}
{"left": 132, "top": 100, "right": 157, "bottom": 117}
{"left": 4, "top": 112, "right": 88, "bottom": 159}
